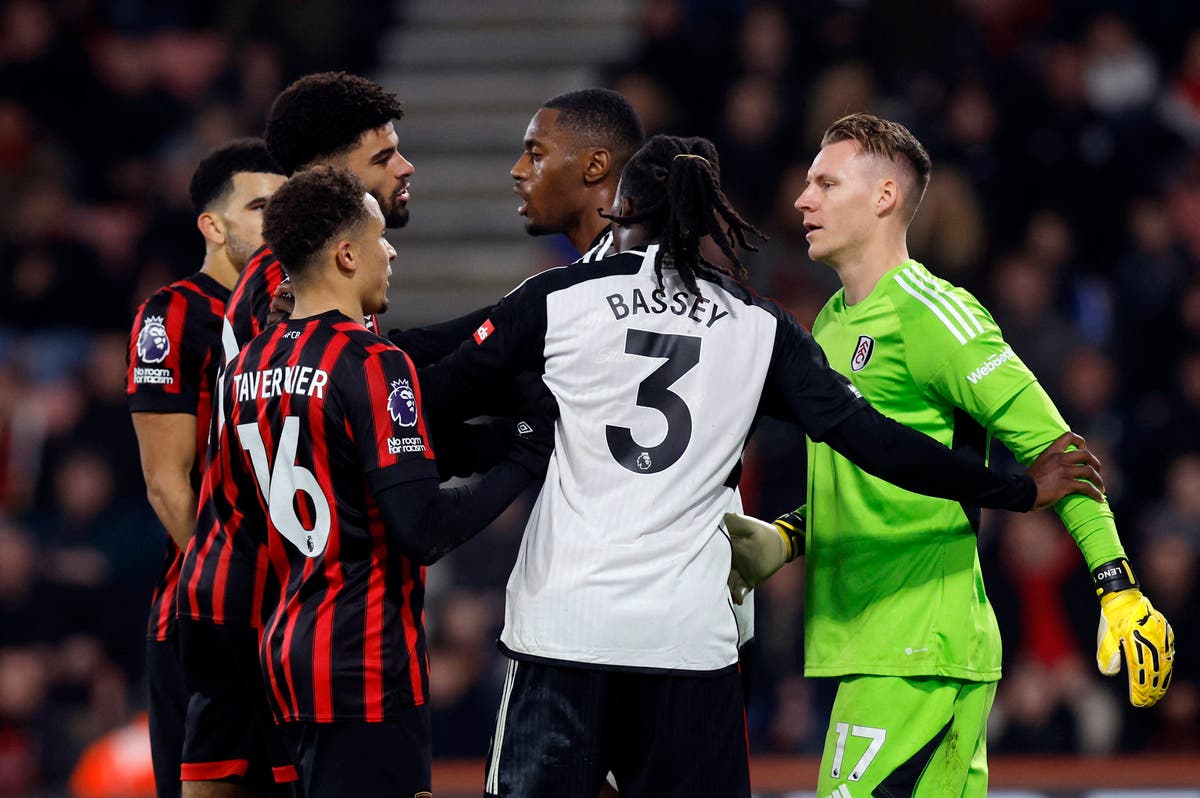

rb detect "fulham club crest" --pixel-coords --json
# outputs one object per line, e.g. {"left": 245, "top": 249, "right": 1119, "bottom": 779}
{"left": 136, "top": 316, "right": 171, "bottom": 364}
{"left": 851, "top": 335, "right": 874, "bottom": 372}
{"left": 387, "top": 379, "right": 418, "bottom": 427}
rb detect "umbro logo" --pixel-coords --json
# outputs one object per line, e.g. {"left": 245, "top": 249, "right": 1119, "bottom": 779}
{"left": 516, "top": 421, "right": 533, "bottom": 435}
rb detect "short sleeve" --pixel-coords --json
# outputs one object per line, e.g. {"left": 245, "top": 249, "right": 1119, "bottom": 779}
{"left": 127, "top": 288, "right": 206, "bottom": 414}
{"left": 763, "top": 307, "right": 867, "bottom": 439}
{"left": 342, "top": 345, "right": 439, "bottom": 494}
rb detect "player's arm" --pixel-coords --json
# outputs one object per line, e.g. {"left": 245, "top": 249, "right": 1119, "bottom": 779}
{"left": 368, "top": 379, "right": 555, "bottom": 564}
{"left": 418, "top": 287, "right": 543, "bottom": 424}
{"left": 131, "top": 412, "right": 198, "bottom": 549}
{"left": 986, "top": 381, "right": 1174, "bottom": 706}
{"left": 373, "top": 420, "right": 551, "bottom": 565}
{"left": 386, "top": 305, "right": 495, "bottom": 368}
{"left": 762, "top": 310, "right": 1099, "bottom": 512}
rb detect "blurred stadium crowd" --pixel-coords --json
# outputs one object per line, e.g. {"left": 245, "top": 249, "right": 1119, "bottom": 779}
{"left": 1, "top": 0, "right": 1199, "bottom": 793}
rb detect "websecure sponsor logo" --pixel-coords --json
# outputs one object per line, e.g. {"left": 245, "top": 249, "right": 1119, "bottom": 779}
{"left": 966, "top": 346, "right": 1015, "bottom": 385}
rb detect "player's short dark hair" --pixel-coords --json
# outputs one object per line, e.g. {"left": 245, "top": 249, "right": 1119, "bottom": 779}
{"left": 601, "top": 135, "right": 765, "bottom": 296}
{"left": 543, "top": 88, "right": 645, "bottom": 173}
{"left": 262, "top": 166, "right": 371, "bottom": 281}
{"left": 821, "top": 113, "right": 932, "bottom": 223}
{"left": 264, "top": 71, "right": 404, "bottom": 174}
{"left": 188, "top": 138, "right": 283, "bottom": 214}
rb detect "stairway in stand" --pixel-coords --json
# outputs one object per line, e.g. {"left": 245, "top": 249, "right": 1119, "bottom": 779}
{"left": 374, "top": 0, "right": 638, "bottom": 327}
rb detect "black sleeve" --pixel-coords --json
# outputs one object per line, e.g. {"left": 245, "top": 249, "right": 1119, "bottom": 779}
{"left": 429, "top": 420, "right": 509, "bottom": 479}
{"left": 822, "top": 405, "right": 1036, "bottom": 512}
{"left": 418, "top": 288, "right": 543, "bottom": 424}
{"left": 373, "top": 460, "right": 534, "bottom": 565}
{"left": 760, "top": 307, "right": 868, "bottom": 438}
{"left": 386, "top": 305, "right": 495, "bottom": 368}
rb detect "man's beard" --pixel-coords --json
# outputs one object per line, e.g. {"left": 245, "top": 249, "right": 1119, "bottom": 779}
{"left": 377, "top": 193, "right": 410, "bottom": 229}
{"left": 386, "top": 206, "right": 410, "bottom": 228}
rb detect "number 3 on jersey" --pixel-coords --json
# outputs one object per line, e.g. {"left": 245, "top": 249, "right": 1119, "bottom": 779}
{"left": 606, "top": 329, "right": 701, "bottom": 475}
{"left": 236, "top": 417, "right": 332, "bottom": 557}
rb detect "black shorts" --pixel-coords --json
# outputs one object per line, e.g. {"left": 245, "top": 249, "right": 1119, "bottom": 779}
{"left": 178, "top": 618, "right": 297, "bottom": 787}
{"left": 146, "top": 636, "right": 188, "bottom": 798}
{"left": 277, "top": 705, "right": 431, "bottom": 798}
{"left": 484, "top": 657, "right": 749, "bottom": 798}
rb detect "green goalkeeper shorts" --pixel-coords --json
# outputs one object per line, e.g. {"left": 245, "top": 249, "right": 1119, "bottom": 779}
{"left": 815, "top": 675, "right": 997, "bottom": 798}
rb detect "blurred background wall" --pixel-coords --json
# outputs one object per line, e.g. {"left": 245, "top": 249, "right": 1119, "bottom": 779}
{"left": 1, "top": 0, "right": 1200, "bottom": 795}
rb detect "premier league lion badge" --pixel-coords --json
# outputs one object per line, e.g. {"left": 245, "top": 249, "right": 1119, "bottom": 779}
{"left": 387, "top": 379, "right": 418, "bottom": 427}
{"left": 136, "top": 316, "right": 171, "bottom": 364}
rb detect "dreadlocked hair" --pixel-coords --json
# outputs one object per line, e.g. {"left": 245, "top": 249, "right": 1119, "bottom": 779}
{"left": 601, "top": 135, "right": 765, "bottom": 295}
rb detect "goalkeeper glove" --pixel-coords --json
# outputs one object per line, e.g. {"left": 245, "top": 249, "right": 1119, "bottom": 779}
{"left": 1093, "top": 557, "right": 1174, "bottom": 707}
{"left": 725, "top": 508, "right": 805, "bottom": 605}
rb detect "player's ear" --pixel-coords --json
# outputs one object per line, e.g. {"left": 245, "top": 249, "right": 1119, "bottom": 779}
{"left": 876, "top": 177, "right": 900, "bottom": 218}
{"left": 334, "top": 238, "right": 356, "bottom": 275}
{"left": 197, "top": 212, "right": 225, "bottom": 246}
{"left": 584, "top": 148, "right": 611, "bottom": 186}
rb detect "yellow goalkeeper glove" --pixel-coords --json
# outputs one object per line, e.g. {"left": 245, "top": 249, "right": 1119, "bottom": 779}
{"left": 1093, "top": 557, "right": 1174, "bottom": 707}
{"left": 725, "top": 508, "right": 804, "bottom": 605}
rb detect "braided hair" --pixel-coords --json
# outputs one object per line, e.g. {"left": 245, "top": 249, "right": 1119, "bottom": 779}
{"left": 601, "top": 135, "right": 765, "bottom": 295}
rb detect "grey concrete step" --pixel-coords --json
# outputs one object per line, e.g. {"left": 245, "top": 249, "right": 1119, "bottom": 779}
{"left": 405, "top": 0, "right": 637, "bottom": 27}
{"left": 381, "top": 66, "right": 593, "bottom": 113}
{"left": 401, "top": 195, "right": 527, "bottom": 238}
{"left": 395, "top": 107, "right": 541, "bottom": 153}
{"left": 390, "top": 240, "right": 536, "bottom": 285}
{"left": 403, "top": 154, "right": 523, "bottom": 198}
{"left": 383, "top": 25, "right": 633, "bottom": 69}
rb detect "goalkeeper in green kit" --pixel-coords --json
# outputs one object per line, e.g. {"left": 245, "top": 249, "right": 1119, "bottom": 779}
{"left": 726, "top": 113, "right": 1175, "bottom": 798}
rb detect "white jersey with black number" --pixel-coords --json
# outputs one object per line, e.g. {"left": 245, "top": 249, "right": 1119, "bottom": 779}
{"left": 420, "top": 245, "right": 865, "bottom": 672}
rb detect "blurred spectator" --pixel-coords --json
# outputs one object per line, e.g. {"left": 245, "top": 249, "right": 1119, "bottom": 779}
{"left": 986, "top": 512, "right": 1122, "bottom": 755}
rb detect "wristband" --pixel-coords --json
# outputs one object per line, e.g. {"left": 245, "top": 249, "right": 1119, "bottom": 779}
{"left": 1092, "top": 557, "right": 1138, "bottom": 598}
{"left": 774, "top": 509, "right": 806, "bottom": 562}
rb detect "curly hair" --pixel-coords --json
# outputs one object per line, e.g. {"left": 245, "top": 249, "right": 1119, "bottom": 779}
{"left": 264, "top": 72, "right": 404, "bottom": 174}
{"left": 601, "top": 135, "right": 765, "bottom": 295}
{"left": 188, "top": 138, "right": 282, "bottom": 213}
{"left": 262, "top": 166, "right": 371, "bottom": 281}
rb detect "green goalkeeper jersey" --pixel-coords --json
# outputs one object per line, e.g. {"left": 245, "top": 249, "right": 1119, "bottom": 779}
{"left": 804, "top": 259, "right": 1122, "bottom": 682}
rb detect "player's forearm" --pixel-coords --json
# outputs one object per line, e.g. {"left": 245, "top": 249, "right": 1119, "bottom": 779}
{"left": 822, "top": 405, "right": 1035, "bottom": 511}
{"left": 987, "top": 382, "right": 1126, "bottom": 568}
{"left": 375, "top": 461, "right": 534, "bottom": 565}
{"left": 387, "top": 305, "right": 493, "bottom": 368}
{"left": 144, "top": 477, "right": 198, "bottom": 549}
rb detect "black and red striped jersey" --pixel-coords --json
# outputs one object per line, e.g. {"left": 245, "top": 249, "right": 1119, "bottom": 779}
{"left": 176, "top": 428, "right": 273, "bottom": 629}
{"left": 225, "top": 245, "right": 287, "bottom": 357}
{"left": 221, "top": 310, "right": 438, "bottom": 723}
{"left": 126, "top": 271, "right": 229, "bottom": 641}
{"left": 225, "top": 245, "right": 378, "bottom": 360}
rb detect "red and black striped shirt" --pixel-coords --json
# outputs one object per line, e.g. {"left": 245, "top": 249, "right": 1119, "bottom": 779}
{"left": 126, "top": 272, "right": 229, "bottom": 641}
{"left": 176, "top": 423, "right": 273, "bottom": 629}
{"left": 225, "top": 245, "right": 287, "bottom": 354}
{"left": 222, "top": 311, "right": 437, "bottom": 723}
{"left": 226, "top": 245, "right": 378, "bottom": 358}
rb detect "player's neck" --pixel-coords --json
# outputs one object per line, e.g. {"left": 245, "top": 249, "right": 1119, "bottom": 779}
{"left": 292, "top": 284, "right": 364, "bottom": 324}
{"left": 835, "top": 237, "right": 910, "bottom": 306}
{"left": 567, "top": 206, "right": 611, "bottom": 255}
{"left": 611, "top": 222, "right": 650, "bottom": 253}
{"left": 200, "top": 249, "right": 240, "bottom": 290}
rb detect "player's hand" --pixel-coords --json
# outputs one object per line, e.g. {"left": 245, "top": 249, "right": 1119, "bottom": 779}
{"left": 1025, "top": 431, "right": 1104, "bottom": 510}
{"left": 267, "top": 277, "right": 294, "bottom": 327}
{"left": 506, "top": 371, "right": 557, "bottom": 478}
{"left": 725, "top": 509, "right": 803, "bottom": 605}
{"left": 1093, "top": 558, "right": 1174, "bottom": 707}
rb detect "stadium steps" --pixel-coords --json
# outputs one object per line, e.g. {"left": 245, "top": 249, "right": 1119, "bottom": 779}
{"left": 374, "top": 0, "right": 637, "bottom": 327}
